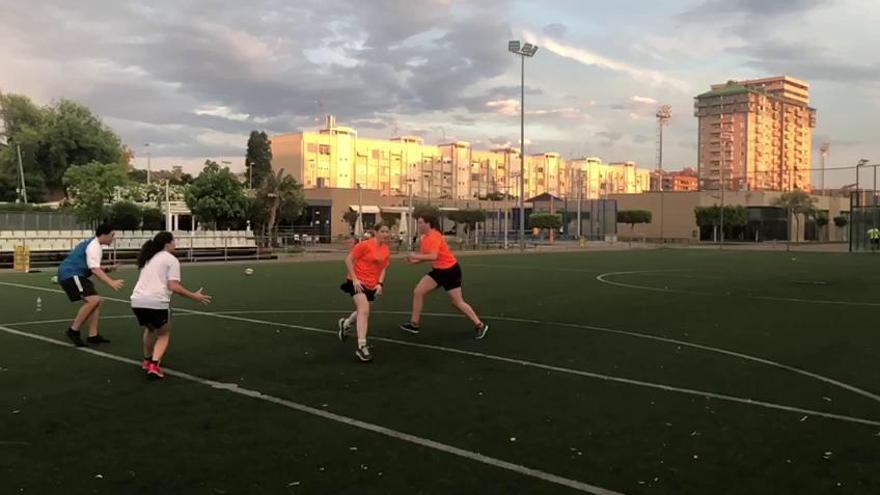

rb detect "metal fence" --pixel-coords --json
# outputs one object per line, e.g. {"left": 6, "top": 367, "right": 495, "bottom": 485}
{"left": 0, "top": 211, "right": 85, "bottom": 230}
{"left": 849, "top": 204, "right": 878, "bottom": 252}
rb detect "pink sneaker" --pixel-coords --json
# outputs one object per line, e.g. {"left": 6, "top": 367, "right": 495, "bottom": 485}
{"left": 146, "top": 362, "right": 165, "bottom": 379}
{"left": 141, "top": 359, "right": 151, "bottom": 371}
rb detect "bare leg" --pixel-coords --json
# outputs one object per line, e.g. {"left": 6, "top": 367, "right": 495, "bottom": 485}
{"left": 447, "top": 288, "right": 482, "bottom": 327}
{"left": 143, "top": 328, "right": 158, "bottom": 359}
{"left": 353, "top": 293, "right": 371, "bottom": 344}
{"left": 71, "top": 296, "right": 101, "bottom": 331}
{"left": 344, "top": 310, "right": 358, "bottom": 328}
{"left": 86, "top": 299, "right": 102, "bottom": 337}
{"left": 151, "top": 323, "right": 172, "bottom": 363}
{"left": 409, "top": 275, "right": 438, "bottom": 326}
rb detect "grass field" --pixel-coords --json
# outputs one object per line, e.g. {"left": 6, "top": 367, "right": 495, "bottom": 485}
{"left": 1, "top": 248, "right": 879, "bottom": 494}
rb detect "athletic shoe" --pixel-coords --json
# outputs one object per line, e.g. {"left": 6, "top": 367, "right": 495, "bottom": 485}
{"left": 65, "top": 329, "right": 86, "bottom": 347}
{"left": 355, "top": 345, "right": 373, "bottom": 363}
{"left": 337, "top": 318, "right": 349, "bottom": 342}
{"left": 141, "top": 359, "right": 151, "bottom": 371}
{"left": 475, "top": 323, "right": 489, "bottom": 340}
{"left": 146, "top": 362, "right": 165, "bottom": 380}
{"left": 87, "top": 334, "right": 111, "bottom": 344}
{"left": 399, "top": 322, "right": 420, "bottom": 334}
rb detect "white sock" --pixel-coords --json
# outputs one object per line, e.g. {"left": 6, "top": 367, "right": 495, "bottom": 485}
{"left": 358, "top": 339, "right": 367, "bottom": 348}
{"left": 344, "top": 311, "right": 357, "bottom": 328}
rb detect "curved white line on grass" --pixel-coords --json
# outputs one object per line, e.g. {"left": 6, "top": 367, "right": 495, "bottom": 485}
{"left": 596, "top": 270, "right": 880, "bottom": 307}
{"left": 0, "top": 324, "right": 622, "bottom": 495}
{"left": 156, "top": 309, "right": 880, "bottom": 407}
{"left": 8, "top": 309, "right": 879, "bottom": 407}
{"left": 1, "top": 281, "right": 879, "bottom": 426}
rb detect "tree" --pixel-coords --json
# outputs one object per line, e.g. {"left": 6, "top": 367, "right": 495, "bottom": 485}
{"left": 616, "top": 210, "right": 652, "bottom": 247}
{"left": 481, "top": 191, "right": 506, "bottom": 201}
{"left": 63, "top": 161, "right": 129, "bottom": 225}
{"left": 109, "top": 201, "right": 142, "bottom": 230}
{"left": 413, "top": 202, "right": 440, "bottom": 221}
{"left": 694, "top": 205, "right": 748, "bottom": 241}
{"left": 142, "top": 207, "right": 165, "bottom": 230}
{"left": 127, "top": 168, "right": 149, "bottom": 183}
{"left": 0, "top": 93, "right": 126, "bottom": 194}
{"left": 529, "top": 213, "right": 563, "bottom": 243}
{"left": 0, "top": 93, "right": 49, "bottom": 202}
{"left": 184, "top": 160, "right": 249, "bottom": 229}
{"left": 343, "top": 210, "right": 359, "bottom": 234}
{"left": 0, "top": 168, "right": 48, "bottom": 203}
{"left": 257, "top": 168, "right": 305, "bottom": 243}
{"left": 814, "top": 213, "right": 829, "bottom": 241}
{"left": 381, "top": 212, "right": 399, "bottom": 227}
{"left": 447, "top": 209, "right": 486, "bottom": 244}
{"left": 773, "top": 190, "right": 817, "bottom": 247}
{"left": 39, "top": 99, "right": 125, "bottom": 189}
{"left": 833, "top": 215, "right": 848, "bottom": 242}
{"left": 245, "top": 130, "right": 272, "bottom": 189}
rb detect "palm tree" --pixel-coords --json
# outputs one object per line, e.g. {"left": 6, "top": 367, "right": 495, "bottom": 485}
{"left": 258, "top": 169, "right": 305, "bottom": 245}
{"left": 773, "top": 190, "right": 817, "bottom": 250}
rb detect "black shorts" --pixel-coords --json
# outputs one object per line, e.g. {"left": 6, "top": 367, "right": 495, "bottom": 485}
{"left": 132, "top": 307, "right": 171, "bottom": 331}
{"left": 340, "top": 280, "right": 377, "bottom": 302}
{"left": 428, "top": 263, "right": 463, "bottom": 291}
{"left": 59, "top": 276, "right": 98, "bottom": 302}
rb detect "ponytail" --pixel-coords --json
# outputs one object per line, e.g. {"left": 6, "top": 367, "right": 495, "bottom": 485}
{"left": 137, "top": 231, "right": 174, "bottom": 268}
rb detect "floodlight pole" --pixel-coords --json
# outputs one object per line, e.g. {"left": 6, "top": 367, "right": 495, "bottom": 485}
{"left": 508, "top": 40, "right": 538, "bottom": 251}
{"left": 16, "top": 144, "right": 28, "bottom": 204}
{"left": 519, "top": 52, "right": 525, "bottom": 251}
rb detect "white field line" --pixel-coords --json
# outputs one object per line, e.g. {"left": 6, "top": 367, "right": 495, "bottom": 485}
{"left": 1, "top": 284, "right": 879, "bottom": 428}
{"left": 0, "top": 323, "right": 623, "bottom": 495}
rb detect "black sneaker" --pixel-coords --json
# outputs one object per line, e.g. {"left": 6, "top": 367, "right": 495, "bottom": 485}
{"left": 475, "top": 323, "right": 489, "bottom": 340}
{"left": 87, "top": 334, "right": 111, "bottom": 344}
{"left": 337, "top": 318, "right": 349, "bottom": 342}
{"left": 65, "top": 329, "right": 86, "bottom": 347}
{"left": 399, "top": 322, "right": 420, "bottom": 334}
{"left": 355, "top": 345, "right": 373, "bottom": 362}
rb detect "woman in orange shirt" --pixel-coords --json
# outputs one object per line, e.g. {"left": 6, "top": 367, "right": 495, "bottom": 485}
{"left": 400, "top": 215, "right": 488, "bottom": 339}
{"left": 338, "top": 223, "right": 391, "bottom": 362}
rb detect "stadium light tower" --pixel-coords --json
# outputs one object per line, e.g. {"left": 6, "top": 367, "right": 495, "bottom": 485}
{"left": 656, "top": 105, "right": 672, "bottom": 240}
{"left": 508, "top": 40, "right": 539, "bottom": 251}
{"left": 819, "top": 142, "right": 830, "bottom": 195}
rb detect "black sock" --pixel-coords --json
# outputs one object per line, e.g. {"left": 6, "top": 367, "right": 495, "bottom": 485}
{"left": 68, "top": 327, "right": 79, "bottom": 333}
{"left": 150, "top": 359, "right": 159, "bottom": 365}
{"left": 144, "top": 355, "right": 152, "bottom": 361}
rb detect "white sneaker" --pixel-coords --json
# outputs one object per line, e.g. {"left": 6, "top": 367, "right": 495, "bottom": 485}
{"left": 337, "top": 318, "right": 349, "bottom": 342}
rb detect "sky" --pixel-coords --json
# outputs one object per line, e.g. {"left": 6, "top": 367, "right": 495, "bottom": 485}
{"left": 1, "top": 0, "right": 878, "bottom": 187}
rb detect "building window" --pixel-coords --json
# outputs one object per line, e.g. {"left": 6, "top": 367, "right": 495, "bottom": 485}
{"left": 318, "top": 144, "right": 331, "bottom": 155}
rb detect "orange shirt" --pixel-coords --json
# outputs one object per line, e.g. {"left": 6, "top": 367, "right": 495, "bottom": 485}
{"left": 421, "top": 229, "right": 457, "bottom": 269}
{"left": 348, "top": 238, "right": 390, "bottom": 289}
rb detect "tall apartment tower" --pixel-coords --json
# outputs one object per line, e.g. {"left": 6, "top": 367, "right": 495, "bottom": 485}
{"left": 694, "top": 76, "right": 816, "bottom": 192}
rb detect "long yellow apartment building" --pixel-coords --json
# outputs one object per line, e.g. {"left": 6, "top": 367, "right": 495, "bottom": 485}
{"left": 271, "top": 116, "right": 650, "bottom": 200}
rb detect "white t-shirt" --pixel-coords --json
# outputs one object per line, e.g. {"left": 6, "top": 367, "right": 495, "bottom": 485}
{"left": 86, "top": 238, "right": 103, "bottom": 270}
{"left": 130, "top": 251, "right": 181, "bottom": 310}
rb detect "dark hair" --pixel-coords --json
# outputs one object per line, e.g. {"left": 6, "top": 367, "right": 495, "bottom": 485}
{"left": 417, "top": 215, "right": 438, "bottom": 229}
{"left": 137, "top": 231, "right": 174, "bottom": 268}
{"left": 95, "top": 223, "right": 113, "bottom": 236}
{"left": 370, "top": 222, "right": 389, "bottom": 231}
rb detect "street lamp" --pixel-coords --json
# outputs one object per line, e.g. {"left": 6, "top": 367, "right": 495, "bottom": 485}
{"left": 509, "top": 40, "right": 539, "bottom": 251}
{"left": 145, "top": 143, "right": 152, "bottom": 185}
{"left": 406, "top": 178, "right": 417, "bottom": 250}
{"left": 856, "top": 159, "right": 868, "bottom": 207}
{"left": 656, "top": 105, "right": 672, "bottom": 241}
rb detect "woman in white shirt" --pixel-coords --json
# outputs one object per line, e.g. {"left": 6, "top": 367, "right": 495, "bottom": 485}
{"left": 131, "top": 231, "right": 211, "bottom": 379}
